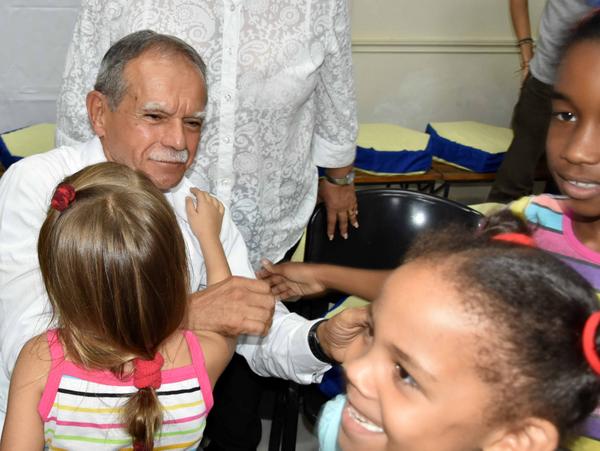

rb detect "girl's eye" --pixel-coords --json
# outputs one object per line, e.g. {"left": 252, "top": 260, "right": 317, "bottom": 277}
{"left": 395, "top": 363, "right": 418, "bottom": 389}
{"left": 553, "top": 111, "right": 577, "bottom": 123}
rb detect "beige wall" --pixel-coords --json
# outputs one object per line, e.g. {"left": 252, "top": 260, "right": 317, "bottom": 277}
{"left": 0, "top": 1, "right": 547, "bottom": 134}
{"left": 350, "top": 0, "right": 546, "bottom": 131}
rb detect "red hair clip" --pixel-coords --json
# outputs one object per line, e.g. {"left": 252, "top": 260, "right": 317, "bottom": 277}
{"left": 493, "top": 233, "right": 536, "bottom": 247}
{"left": 583, "top": 311, "right": 600, "bottom": 376}
{"left": 51, "top": 183, "right": 76, "bottom": 212}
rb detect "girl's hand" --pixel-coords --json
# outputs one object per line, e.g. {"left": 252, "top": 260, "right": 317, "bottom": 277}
{"left": 186, "top": 188, "right": 225, "bottom": 245}
{"left": 256, "top": 260, "right": 327, "bottom": 300}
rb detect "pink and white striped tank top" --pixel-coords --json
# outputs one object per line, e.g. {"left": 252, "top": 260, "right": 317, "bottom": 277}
{"left": 39, "top": 329, "right": 213, "bottom": 450}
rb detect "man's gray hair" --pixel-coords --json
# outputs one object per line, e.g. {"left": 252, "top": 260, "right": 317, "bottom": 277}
{"left": 94, "top": 30, "right": 207, "bottom": 110}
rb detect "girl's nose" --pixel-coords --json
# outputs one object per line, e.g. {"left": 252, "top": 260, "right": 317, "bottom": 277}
{"left": 562, "top": 120, "right": 600, "bottom": 166}
{"left": 344, "top": 351, "right": 378, "bottom": 400}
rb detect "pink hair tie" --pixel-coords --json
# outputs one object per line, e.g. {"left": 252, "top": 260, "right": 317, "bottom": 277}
{"left": 133, "top": 352, "right": 164, "bottom": 389}
{"left": 51, "top": 183, "right": 76, "bottom": 212}
{"left": 493, "top": 232, "right": 536, "bottom": 247}
{"left": 583, "top": 312, "right": 600, "bottom": 376}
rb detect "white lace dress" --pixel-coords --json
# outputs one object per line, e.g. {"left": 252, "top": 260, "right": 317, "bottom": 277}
{"left": 56, "top": 0, "right": 357, "bottom": 267}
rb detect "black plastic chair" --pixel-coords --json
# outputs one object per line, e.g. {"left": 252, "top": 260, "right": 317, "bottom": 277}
{"left": 268, "top": 189, "right": 482, "bottom": 450}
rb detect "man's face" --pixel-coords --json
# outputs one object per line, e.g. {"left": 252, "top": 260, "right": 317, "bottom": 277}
{"left": 96, "top": 51, "right": 207, "bottom": 190}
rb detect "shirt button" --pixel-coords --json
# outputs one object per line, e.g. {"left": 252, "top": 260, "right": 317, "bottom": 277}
{"left": 225, "top": 94, "right": 232, "bottom": 102}
{"left": 230, "top": 4, "right": 236, "bottom": 11}
{"left": 224, "top": 136, "right": 231, "bottom": 144}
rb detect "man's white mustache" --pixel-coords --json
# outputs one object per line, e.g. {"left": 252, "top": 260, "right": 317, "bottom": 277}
{"left": 148, "top": 148, "right": 189, "bottom": 163}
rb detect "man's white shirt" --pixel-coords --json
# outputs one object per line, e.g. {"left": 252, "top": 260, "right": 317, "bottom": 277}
{"left": 0, "top": 137, "right": 328, "bottom": 431}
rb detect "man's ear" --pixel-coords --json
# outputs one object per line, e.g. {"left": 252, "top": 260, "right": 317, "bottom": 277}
{"left": 484, "top": 417, "right": 559, "bottom": 451}
{"left": 86, "top": 90, "right": 109, "bottom": 138}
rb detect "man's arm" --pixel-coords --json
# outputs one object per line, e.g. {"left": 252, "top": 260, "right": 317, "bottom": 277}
{"left": 236, "top": 303, "right": 368, "bottom": 384}
{"left": 0, "top": 158, "right": 61, "bottom": 430}
{"left": 509, "top": 0, "right": 534, "bottom": 82}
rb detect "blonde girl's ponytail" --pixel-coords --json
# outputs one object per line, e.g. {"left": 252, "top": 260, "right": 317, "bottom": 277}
{"left": 122, "top": 353, "right": 165, "bottom": 450}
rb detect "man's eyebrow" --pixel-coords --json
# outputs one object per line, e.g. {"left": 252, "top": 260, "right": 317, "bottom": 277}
{"left": 388, "top": 343, "right": 438, "bottom": 383}
{"left": 140, "top": 103, "right": 205, "bottom": 120}
{"left": 191, "top": 111, "right": 206, "bottom": 120}
{"left": 550, "top": 89, "right": 571, "bottom": 102}
{"left": 142, "top": 102, "right": 167, "bottom": 112}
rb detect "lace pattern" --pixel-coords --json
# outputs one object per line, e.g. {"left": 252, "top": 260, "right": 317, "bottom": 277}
{"left": 56, "top": 0, "right": 357, "bottom": 266}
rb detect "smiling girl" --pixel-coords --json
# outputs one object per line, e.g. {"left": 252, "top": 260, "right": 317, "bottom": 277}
{"left": 509, "top": 9, "right": 600, "bottom": 295}
{"left": 318, "top": 216, "right": 600, "bottom": 451}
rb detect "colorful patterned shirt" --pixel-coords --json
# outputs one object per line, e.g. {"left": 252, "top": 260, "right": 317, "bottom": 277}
{"left": 39, "top": 330, "right": 213, "bottom": 450}
{"left": 511, "top": 194, "right": 600, "bottom": 451}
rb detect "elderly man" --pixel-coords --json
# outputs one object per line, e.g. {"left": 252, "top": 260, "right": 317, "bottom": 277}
{"left": 0, "top": 31, "right": 365, "bottom": 433}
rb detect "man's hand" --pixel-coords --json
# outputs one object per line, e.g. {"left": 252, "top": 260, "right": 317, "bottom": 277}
{"left": 186, "top": 276, "right": 276, "bottom": 337}
{"left": 318, "top": 175, "right": 358, "bottom": 241}
{"left": 256, "top": 259, "right": 326, "bottom": 300}
{"left": 316, "top": 307, "right": 369, "bottom": 364}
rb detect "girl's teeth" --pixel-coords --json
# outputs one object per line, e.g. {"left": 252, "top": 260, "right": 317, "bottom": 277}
{"left": 348, "top": 406, "right": 384, "bottom": 433}
{"left": 569, "top": 180, "right": 598, "bottom": 189}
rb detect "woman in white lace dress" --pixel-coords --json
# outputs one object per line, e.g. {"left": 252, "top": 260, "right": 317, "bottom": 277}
{"left": 56, "top": 0, "right": 358, "bottom": 270}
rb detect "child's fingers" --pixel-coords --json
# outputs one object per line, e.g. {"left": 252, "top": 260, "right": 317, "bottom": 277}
{"left": 185, "top": 196, "right": 196, "bottom": 215}
{"left": 189, "top": 188, "right": 224, "bottom": 213}
{"left": 260, "top": 258, "right": 275, "bottom": 272}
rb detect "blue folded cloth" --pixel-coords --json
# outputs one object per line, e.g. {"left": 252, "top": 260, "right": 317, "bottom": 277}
{"left": 425, "top": 121, "right": 513, "bottom": 173}
{"left": 355, "top": 123, "right": 432, "bottom": 175}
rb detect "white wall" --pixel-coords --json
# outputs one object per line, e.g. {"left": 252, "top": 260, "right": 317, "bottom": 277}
{"left": 0, "top": 0, "right": 546, "bottom": 135}
{"left": 0, "top": 0, "right": 81, "bottom": 133}
{"left": 350, "top": 0, "right": 546, "bottom": 130}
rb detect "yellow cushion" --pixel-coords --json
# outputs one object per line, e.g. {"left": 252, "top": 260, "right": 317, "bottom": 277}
{"left": 2, "top": 123, "right": 56, "bottom": 158}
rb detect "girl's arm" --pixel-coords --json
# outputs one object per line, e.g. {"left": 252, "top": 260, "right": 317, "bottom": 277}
{"left": 185, "top": 188, "right": 232, "bottom": 285}
{"left": 185, "top": 189, "right": 235, "bottom": 383}
{"left": 0, "top": 335, "right": 49, "bottom": 450}
{"left": 257, "top": 261, "right": 392, "bottom": 302}
{"left": 194, "top": 331, "right": 236, "bottom": 387}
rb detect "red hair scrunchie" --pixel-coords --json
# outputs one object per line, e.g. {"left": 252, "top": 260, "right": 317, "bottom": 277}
{"left": 51, "top": 183, "right": 76, "bottom": 212}
{"left": 583, "top": 311, "right": 600, "bottom": 376}
{"left": 493, "top": 232, "right": 536, "bottom": 247}
{"left": 133, "top": 352, "right": 164, "bottom": 390}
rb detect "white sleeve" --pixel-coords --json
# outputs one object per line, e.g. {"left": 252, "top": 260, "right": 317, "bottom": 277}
{"left": 218, "top": 206, "right": 329, "bottom": 383}
{"left": 55, "top": 0, "right": 115, "bottom": 146}
{"left": 310, "top": 0, "right": 357, "bottom": 168}
{"left": 236, "top": 304, "right": 330, "bottom": 384}
{"left": 0, "top": 160, "right": 57, "bottom": 420}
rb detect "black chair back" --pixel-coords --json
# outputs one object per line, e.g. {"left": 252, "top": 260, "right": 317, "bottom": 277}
{"left": 305, "top": 188, "right": 483, "bottom": 270}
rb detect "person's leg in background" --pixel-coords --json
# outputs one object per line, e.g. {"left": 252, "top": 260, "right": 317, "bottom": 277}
{"left": 487, "top": 74, "right": 553, "bottom": 203}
